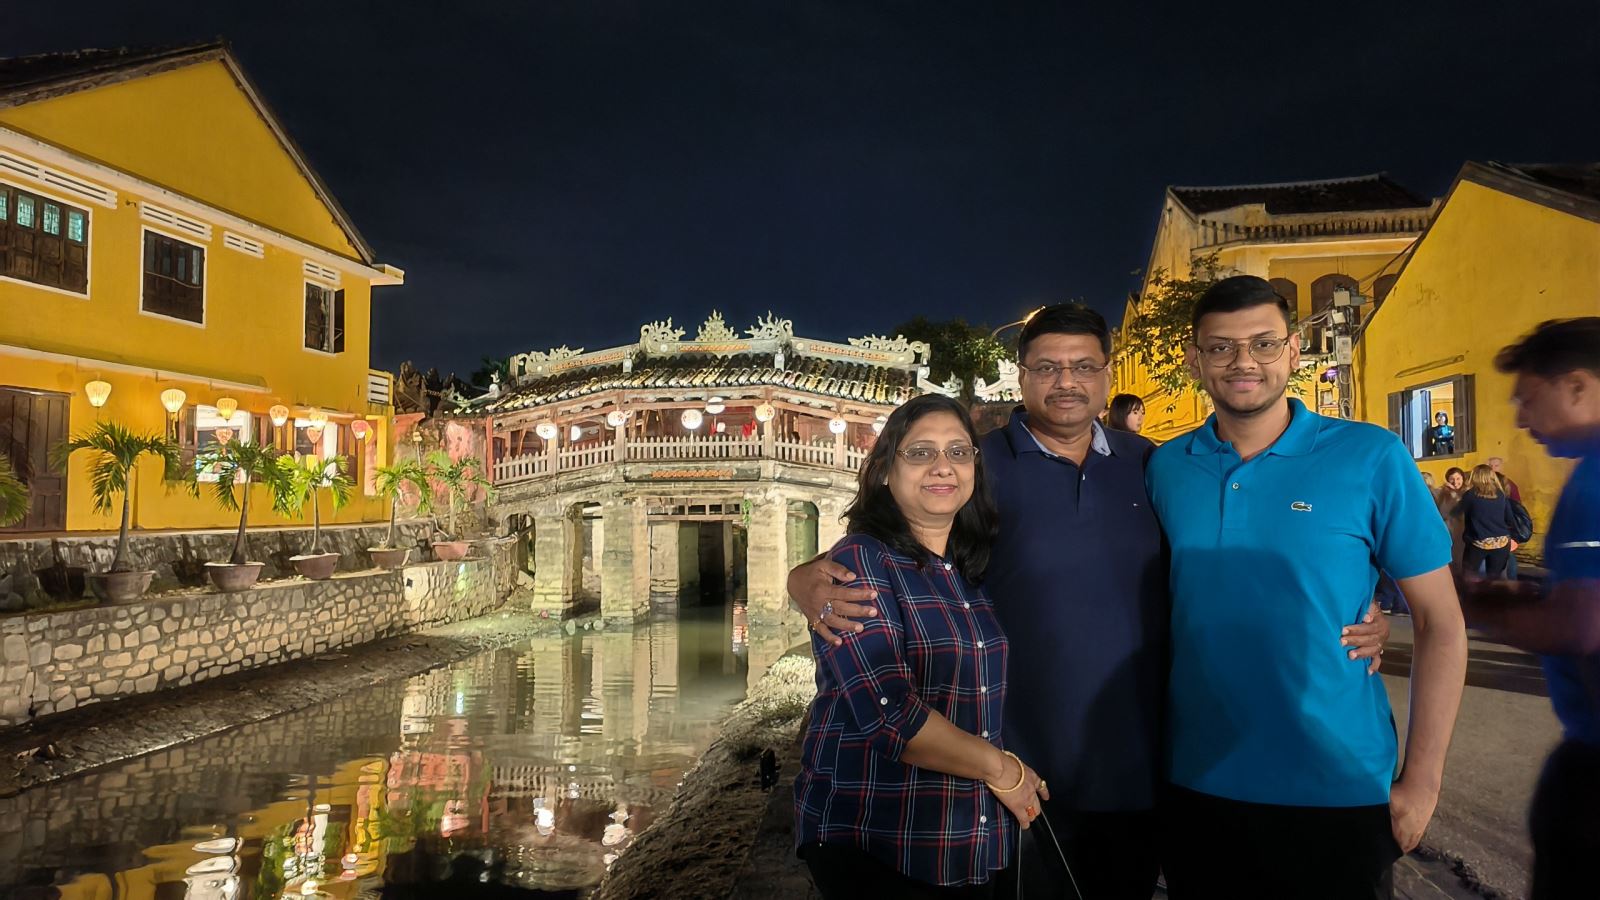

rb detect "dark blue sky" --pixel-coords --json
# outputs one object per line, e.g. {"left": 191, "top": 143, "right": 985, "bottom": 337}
{"left": 9, "top": 1, "right": 1599, "bottom": 376}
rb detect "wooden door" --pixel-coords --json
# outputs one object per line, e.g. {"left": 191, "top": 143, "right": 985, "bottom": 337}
{"left": 0, "top": 386, "right": 69, "bottom": 532}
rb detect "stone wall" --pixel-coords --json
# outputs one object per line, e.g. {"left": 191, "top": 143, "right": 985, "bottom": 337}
{"left": 0, "top": 520, "right": 437, "bottom": 611}
{"left": 0, "top": 537, "right": 518, "bottom": 728}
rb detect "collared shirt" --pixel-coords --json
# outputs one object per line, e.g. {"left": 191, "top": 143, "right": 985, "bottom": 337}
{"left": 794, "top": 533, "right": 1013, "bottom": 886}
{"left": 1146, "top": 398, "right": 1451, "bottom": 807}
{"left": 1541, "top": 445, "right": 1600, "bottom": 746}
{"left": 981, "top": 410, "right": 1168, "bottom": 811}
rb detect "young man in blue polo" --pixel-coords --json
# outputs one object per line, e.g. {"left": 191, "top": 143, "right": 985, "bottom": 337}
{"left": 1147, "top": 276, "right": 1468, "bottom": 898}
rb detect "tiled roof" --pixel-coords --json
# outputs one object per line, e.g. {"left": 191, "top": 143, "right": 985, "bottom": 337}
{"left": 0, "top": 41, "right": 224, "bottom": 101}
{"left": 1170, "top": 174, "right": 1432, "bottom": 216}
{"left": 486, "top": 354, "right": 916, "bottom": 414}
{"left": 1490, "top": 162, "right": 1600, "bottom": 205}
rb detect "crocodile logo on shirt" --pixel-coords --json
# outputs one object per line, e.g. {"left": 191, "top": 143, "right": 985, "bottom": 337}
{"left": 1291, "top": 501, "right": 1313, "bottom": 512}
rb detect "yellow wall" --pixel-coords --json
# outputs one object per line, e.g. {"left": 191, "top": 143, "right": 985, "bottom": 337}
{"left": 0, "top": 61, "right": 394, "bottom": 531}
{"left": 1356, "top": 179, "right": 1600, "bottom": 554}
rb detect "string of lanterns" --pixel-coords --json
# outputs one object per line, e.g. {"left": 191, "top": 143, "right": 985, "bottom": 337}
{"left": 82, "top": 381, "right": 372, "bottom": 445}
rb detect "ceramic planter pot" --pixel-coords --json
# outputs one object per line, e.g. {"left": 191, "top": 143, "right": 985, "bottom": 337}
{"left": 290, "top": 552, "right": 340, "bottom": 580}
{"left": 205, "top": 561, "right": 265, "bottom": 593}
{"left": 368, "top": 547, "right": 411, "bottom": 569}
{"left": 87, "top": 570, "right": 155, "bottom": 604}
{"left": 431, "top": 541, "right": 470, "bottom": 561}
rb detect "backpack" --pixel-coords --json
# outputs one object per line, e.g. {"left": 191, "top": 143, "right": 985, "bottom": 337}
{"left": 1508, "top": 497, "right": 1534, "bottom": 544}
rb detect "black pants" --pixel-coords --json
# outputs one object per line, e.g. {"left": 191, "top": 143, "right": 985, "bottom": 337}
{"left": 1463, "top": 543, "right": 1510, "bottom": 579}
{"left": 1161, "top": 784, "right": 1400, "bottom": 900}
{"left": 800, "top": 842, "right": 996, "bottom": 899}
{"left": 989, "top": 797, "right": 1160, "bottom": 900}
{"left": 1529, "top": 740, "right": 1600, "bottom": 900}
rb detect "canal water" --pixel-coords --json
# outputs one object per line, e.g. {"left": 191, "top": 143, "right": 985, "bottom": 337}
{"left": 0, "top": 603, "right": 766, "bottom": 899}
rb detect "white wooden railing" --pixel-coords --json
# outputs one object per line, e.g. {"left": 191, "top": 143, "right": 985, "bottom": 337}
{"left": 493, "top": 454, "right": 549, "bottom": 483}
{"left": 558, "top": 443, "right": 616, "bottom": 471}
{"left": 493, "top": 433, "right": 869, "bottom": 485}
{"left": 626, "top": 434, "right": 763, "bottom": 461}
{"left": 775, "top": 440, "right": 835, "bottom": 467}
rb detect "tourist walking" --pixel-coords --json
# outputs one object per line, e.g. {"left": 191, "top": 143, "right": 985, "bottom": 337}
{"left": 1106, "top": 392, "right": 1146, "bottom": 434}
{"left": 792, "top": 393, "right": 1041, "bottom": 898}
{"left": 1457, "top": 317, "right": 1600, "bottom": 900}
{"left": 789, "top": 304, "right": 1391, "bottom": 899}
{"left": 1147, "top": 275, "right": 1467, "bottom": 900}
{"left": 1487, "top": 457, "right": 1524, "bottom": 579}
{"left": 1454, "top": 465, "right": 1515, "bottom": 580}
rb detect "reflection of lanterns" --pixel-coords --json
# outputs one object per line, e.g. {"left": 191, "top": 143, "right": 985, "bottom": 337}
{"left": 535, "top": 422, "right": 559, "bottom": 441}
{"left": 828, "top": 416, "right": 847, "bottom": 434}
{"left": 705, "top": 396, "right": 726, "bottom": 415}
{"left": 214, "top": 397, "right": 238, "bottom": 421}
{"left": 606, "top": 409, "right": 630, "bottom": 428}
{"left": 269, "top": 404, "right": 290, "bottom": 427}
{"left": 350, "top": 419, "right": 370, "bottom": 440}
{"left": 681, "top": 409, "right": 703, "bottom": 430}
{"left": 85, "top": 380, "right": 112, "bottom": 408}
{"left": 160, "top": 388, "right": 187, "bottom": 414}
{"left": 754, "top": 402, "right": 775, "bottom": 423}
{"left": 872, "top": 415, "right": 887, "bottom": 435}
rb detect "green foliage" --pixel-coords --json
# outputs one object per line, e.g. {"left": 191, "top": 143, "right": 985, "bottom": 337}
{"left": 186, "top": 440, "right": 297, "bottom": 565}
{"left": 279, "top": 454, "right": 355, "bottom": 555}
{"left": 1115, "top": 254, "right": 1226, "bottom": 408}
{"left": 892, "top": 316, "right": 1010, "bottom": 400}
{"left": 0, "top": 454, "right": 27, "bottom": 527}
{"left": 424, "top": 450, "right": 493, "bottom": 541}
{"left": 50, "top": 422, "right": 181, "bottom": 572}
{"left": 374, "top": 459, "right": 432, "bottom": 550}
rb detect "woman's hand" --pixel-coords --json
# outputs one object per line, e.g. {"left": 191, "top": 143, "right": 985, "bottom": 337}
{"left": 986, "top": 752, "right": 1049, "bottom": 829}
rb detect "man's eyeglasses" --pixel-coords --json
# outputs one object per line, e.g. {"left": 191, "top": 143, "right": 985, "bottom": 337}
{"left": 1193, "top": 336, "right": 1291, "bottom": 367}
{"left": 1018, "top": 361, "right": 1110, "bottom": 384}
{"left": 898, "top": 444, "right": 979, "bottom": 466}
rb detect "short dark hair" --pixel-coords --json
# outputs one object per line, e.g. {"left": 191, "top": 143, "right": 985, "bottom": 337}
{"left": 1107, "top": 393, "right": 1144, "bottom": 431}
{"left": 843, "top": 394, "right": 997, "bottom": 582}
{"left": 1018, "top": 303, "right": 1111, "bottom": 363}
{"left": 1191, "top": 275, "right": 1294, "bottom": 333}
{"left": 1494, "top": 317, "right": 1600, "bottom": 379}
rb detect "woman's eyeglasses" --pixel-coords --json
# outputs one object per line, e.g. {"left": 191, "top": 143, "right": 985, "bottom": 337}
{"left": 897, "top": 444, "right": 979, "bottom": 466}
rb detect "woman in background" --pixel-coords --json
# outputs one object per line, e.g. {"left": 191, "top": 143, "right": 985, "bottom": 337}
{"left": 1454, "top": 464, "right": 1516, "bottom": 579}
{"left": 1106, "top": 393, "right": 1146, "bottom": 434}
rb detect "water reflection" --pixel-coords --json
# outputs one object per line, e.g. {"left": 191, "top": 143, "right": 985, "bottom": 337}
{"left": 0, "top": 603, "right": 762, "bottom": 899}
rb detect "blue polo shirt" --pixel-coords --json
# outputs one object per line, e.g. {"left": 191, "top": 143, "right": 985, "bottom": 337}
{"left": 1541, "top": 444, "right": 1600, "bottom": 746}
{"left": 1146, "top": 399, "right": 1450, "bottom": 807}
{"left": 981, "top": 412, "right": 1168, "bottom": 811}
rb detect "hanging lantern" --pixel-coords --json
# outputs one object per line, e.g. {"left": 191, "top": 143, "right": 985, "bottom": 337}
{"left": 535, "top": 422, "right": 559, "bottom": 441}
{"left": 351, "top": 419, "right": 371, "bottom": 441}
{"left": 754, "top": 402, "right": 775, "bottom": 423}
{"left": 872, "top": 415, "right": 888, "bottom": 435}
{"left": 160, "top": 388, "right": 187, "bottom": 414}
{"left": 716, "top": 421, "right": 728, "bottom": 433}
{"left": 213, "top": 427, "right": 236, "bottom": 445}
{"left": 84, "top": 380, "right": 112, "bottom": 408}
{"left": 681, "top": 409, "right": 704, "bottom": 430}
{"left": 606, "top": 409, "right": 630, "bottom": 429}
{"left": 214, "top": 397, "right": 239, "bottom": 422}
{"left": 828, "top": 416, "right": 848, "bottom": 435}
{"left": 269, "top": 404, "right": 290, "bottom": 427}
{"left": 569, "top": 424, "right": 583, "bottom": 443}
{"left": 705, "top": 396, "right": 726, "bottom": 415}
{"left": 307, "top": 408, "right": 330, "bottom": 426}
{"left": 304, "top": 425, "right": 325, "bottom": 444}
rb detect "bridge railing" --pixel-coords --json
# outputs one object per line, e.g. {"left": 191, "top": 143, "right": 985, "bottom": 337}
{"left": 492, "top": 432, "right": 865, "bottom": 485}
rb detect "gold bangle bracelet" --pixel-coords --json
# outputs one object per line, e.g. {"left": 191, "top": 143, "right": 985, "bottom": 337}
{"left": 986, "top": 750, "right": 1026, "bottom": 793}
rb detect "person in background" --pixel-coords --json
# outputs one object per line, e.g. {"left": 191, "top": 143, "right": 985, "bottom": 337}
{"left": 1437, "top": 467, "right": 1468, "bottom": 564}
{"left": 1421, "top": 470, "right": 1438, "bottom": 497}
{"left": 1454, "top": 465, "right": 1516, "bottom": 580}
{"left": 1428, "top": 412, "right": 1457, "bottom": 455}
{"left": 1487, "top": 457, "right": 1523, "bottom": 579}
{"left": 1106, "top": 393, "right": 1146, "bottom": 434}
{"left": 1456, "top": 317, "right": 1600, "bottom": 899}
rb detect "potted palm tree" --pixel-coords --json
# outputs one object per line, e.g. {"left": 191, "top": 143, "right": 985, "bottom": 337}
{"left": 280, "top": 454, "right": 354, "bottom": 580}
{"left": 0, "top": 453, "right": 28, "bottom": 527}
{"left": 423, "top": 450, "right": 492, "bottom": 561}
{"left": 49, "top": 423, "right": 181, "bottom": 603}
{"left": 370, "top": 459, "right": 430, "bottom": 569}
{"left": 186, "top": 439, "right": 295, "bottom": 592}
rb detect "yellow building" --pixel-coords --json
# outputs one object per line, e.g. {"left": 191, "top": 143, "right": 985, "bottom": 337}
{"left": 1356, "top": 161, "right": 1600, "bottom": 554}
{"left": 0, "top": 42, "right": 404, "bottom": 533}
{"left": 1115, "top": 175, "right": 1437, "bottom": 441}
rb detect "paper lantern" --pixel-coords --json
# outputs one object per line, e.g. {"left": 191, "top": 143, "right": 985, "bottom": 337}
{"left": 84, "top": 380, "right": 112, "bottom": 408}
{"left": 680, "top": 409, "right": 703, "bottom": 430}
{"left": 307, "top": 408, "right": 329, "bottom": 426}
{"left": 569, "top": 424, "right": 583, "bottom": 443}
{"left": 214, "top": 397, "right": 238, "bottom": 422}
{"left": 705, "top": 396, "right": 726, "bottom": 415}
{"left": 606, "top": 409, "right": 629, "bottom": 428}
{"left": 754, "top": 403, "right": 775, "bottom": 423}
{"left": 269, "top": 404, "right": 290, "bottom": 427}
{"left": 872, "top": 415, "right": 887, "bottom": 435}
{"left": 159, "top": 388, "right": 187, "bottom": 414}
{"left": 828, "top": 417, "right": 847, "bottom": 435}
{"left": 304, "top": 425, "right": 325, "bottom": 444}
{"left": 351, "top": 419, "right": 371, "bottom": 440}
{"left": 535, "top": 422, "right": 559, "bottom": 441}
{"left": 213, "top": 427, "right": 235, "bottom": 445}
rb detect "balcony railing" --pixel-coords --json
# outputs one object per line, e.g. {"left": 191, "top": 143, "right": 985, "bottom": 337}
{"left": 492, "top": 431, "right": 864, "bottom": 485}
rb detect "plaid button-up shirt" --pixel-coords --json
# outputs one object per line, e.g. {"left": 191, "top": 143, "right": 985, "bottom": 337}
{"left": 794, "top": 533, "right": 1013, "bottom": 886}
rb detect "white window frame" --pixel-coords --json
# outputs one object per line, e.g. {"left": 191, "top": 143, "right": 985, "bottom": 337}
{"left": 138, "top": 225, "right": 208, "bottom": 329}
{"left": 192, "top": 404, "right": 254, "bottom": 483}
{"left": 292, "top": 417, "right": 338, "bottom": 459}
{"left": 0, "top": 178, "right": 93, "bottom": 300}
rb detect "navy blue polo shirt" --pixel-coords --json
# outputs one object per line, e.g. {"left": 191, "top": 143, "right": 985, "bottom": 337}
{"left": 1146, "top": 399, "right": 1451, "bottom": 807}
{"left": 981, "top": 411, "right": 1168, "bottom": 812}
{"left": 1541, "top": 443, "right": 1600, "bottom": 746}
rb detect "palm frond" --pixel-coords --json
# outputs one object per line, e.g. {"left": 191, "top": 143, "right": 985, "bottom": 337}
{"left": 0, "top": 454, "right": 29, "bottom": 526}
{"left": 53, "top": 422, "right": 181, "bottom": 515}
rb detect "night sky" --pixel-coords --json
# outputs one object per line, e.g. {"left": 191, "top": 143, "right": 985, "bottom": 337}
{"left": 8, "top": 2, "right": 1599, "bottom": 378}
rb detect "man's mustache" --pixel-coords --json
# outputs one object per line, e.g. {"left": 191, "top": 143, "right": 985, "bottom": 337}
{"left": 1045, "top": 391, "right": 1089, "bottom": 403}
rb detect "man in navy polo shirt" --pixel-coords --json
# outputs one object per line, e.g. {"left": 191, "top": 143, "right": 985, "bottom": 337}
{"left": 790, "top": 304, "right": 1390, "bottom": 898}
{"left": 1457, "top": 317, "right": 1600, "bottom": 900}
{"left": 1147, "top": 276, "right": 1468, "bottom": 899}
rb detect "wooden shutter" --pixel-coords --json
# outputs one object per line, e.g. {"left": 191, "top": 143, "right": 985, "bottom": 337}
{"left": 1386, "top": 391, "right": 1403, "bottom": 439}
{"left": 1458, "top": 374, "right": 1477, "bottom": 454}
{"left": 305, "top": 283, "right": 327, "bottom": 351}
{"left": 332, "top": 289, "right": 346, "bottom": 353}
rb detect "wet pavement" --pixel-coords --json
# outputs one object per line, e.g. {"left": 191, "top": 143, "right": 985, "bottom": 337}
{"left": 0, "top": 603, "right": 758, "bottom": 899}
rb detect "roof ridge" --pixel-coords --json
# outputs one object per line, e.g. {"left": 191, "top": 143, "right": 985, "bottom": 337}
{"left": 0, "top": 40, "right": 225, "bottom": 90}
{"left": 1169, "top": 173, "right": 1386, "bottom": 193}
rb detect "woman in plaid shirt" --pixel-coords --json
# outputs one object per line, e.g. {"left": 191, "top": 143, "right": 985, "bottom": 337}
{"left": 794, "top": 394, "right": 1047, "bottom": 898}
